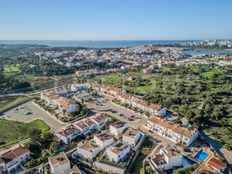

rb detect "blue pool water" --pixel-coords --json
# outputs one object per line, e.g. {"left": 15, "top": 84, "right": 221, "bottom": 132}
{"left": 194, "top": 149, "right": 209, "bottom": 161}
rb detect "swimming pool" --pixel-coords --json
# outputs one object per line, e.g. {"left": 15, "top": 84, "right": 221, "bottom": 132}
{"left": 194, "top": 149, "right": 209, "bottom": 161}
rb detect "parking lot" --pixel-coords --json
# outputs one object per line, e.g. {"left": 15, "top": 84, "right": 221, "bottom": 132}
{"left": 1, "top": 101, "right": 65, "bottom": 131}
{"left": 85, "top": 93, "right": 146, "bottom": 129}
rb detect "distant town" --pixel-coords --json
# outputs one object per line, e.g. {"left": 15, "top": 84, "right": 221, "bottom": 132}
{"left": 0, "top": 40, "right": 232, "bottom": 174}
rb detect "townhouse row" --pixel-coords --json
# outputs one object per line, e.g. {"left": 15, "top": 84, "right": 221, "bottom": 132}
{"left": 0, "top": 144, "right": 30, "bottom": 174}
{"left": 146, "top": 116, "right": 199, "bottom": 146}
{"left": 91, "top": 83, "right": 167, "bottom": 117}
{"left": 54, "top": 113, "right": 109, "bottom": 144}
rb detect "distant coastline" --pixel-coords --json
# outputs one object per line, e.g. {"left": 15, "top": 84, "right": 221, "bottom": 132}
{"left": 0, "top": 40, "right": 201, "bottom": 48}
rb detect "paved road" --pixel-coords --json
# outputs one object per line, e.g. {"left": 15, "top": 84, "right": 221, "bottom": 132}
{"left": 1, "top": 101, "right": 65, "bottom": 131}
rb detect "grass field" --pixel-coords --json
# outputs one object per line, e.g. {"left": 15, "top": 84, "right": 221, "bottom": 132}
{"left": 0, "top": 96, "right": 30, "bottom": 113}
{"left": 0, "top": 119, "right": 50, "bottom": 146}
{"left": 3, "top": 64, "right": 21, "bottom": 74}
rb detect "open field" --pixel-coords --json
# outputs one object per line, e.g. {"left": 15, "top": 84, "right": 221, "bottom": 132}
{"left": 0, "top": 96, "right": 30, "bottom": 113}
{"left": 0, "top": 119, "right": 50, "bottom": 146}
{"left": 3, "top": 64, "right": 21, "bottom": 74}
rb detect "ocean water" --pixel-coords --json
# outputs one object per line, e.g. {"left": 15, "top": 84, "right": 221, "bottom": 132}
{"left": 184, "top": 49, "right": 232, "bottom": 55}
{"left": 0, "top": 40, "right": 197, "bottom": 48}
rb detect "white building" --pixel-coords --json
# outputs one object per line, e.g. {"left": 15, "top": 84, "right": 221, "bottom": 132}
{"left": 75, "top": 140, "right": 101, "bottom": 160}
{"left": 48, "top": 152, "right": 71, "bottom": 174}
{"left": 70, "top": 84, "right": 90, "bottom": 93}
{"left": 122, "top": 128, "right": 141, "bottom": 146}
{"left": 0, "top": 144, "right": 30, "bottom": 173}
{"left": 110, "top": 121, "right": 128, "bottom": 138}
{"left": 106, "top": 141, "right": 130, "bottom": 163}
{"left": 54, "top": 124, "right": 81, "bottom": 144}
{"left": 62, "top": 166, "right": 81, "bottom": 174}
{"left": 150, "top": 146, "right": 183, "bottom": 170}
{"left": 146, "top": 116, "right": 198, "bottom": 146}
{"left": 74, "top": 121, "right": 91, "bottom": 135}
{"left": 90, "top": 113, "right": 109, "bottom": 130}
{"left": 94, "top": 131, "right": 115, "bottom": 149}
{"left": 58, "top": 98, "right": 79, "bottom": 114}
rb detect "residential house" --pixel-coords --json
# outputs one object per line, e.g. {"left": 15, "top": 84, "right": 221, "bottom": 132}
{"left": 150, "top": 146, "right": 183, "bottom": 170}
{"left": 54, "top": 124, "right": 81, "bottom": 144}
{"left": 74, "top": 121, "right": 90, "bottom": 135}
{"left": 148, "top": 104, "right": 167, "bottom": 117}
{"left": 58, "top": 99, "right": 79, "bottom": 115}
{"left": 94, "top": 131, "right": 114, "bottom": 149}
{"left": 110, "top": 121, "right": 128, "bottom": 138}
{"left": 48, "top": 152, "right": 70, "bottom": 174}
{"left": 122, "top": 128, "right": 141, "bottom": 146}
{"left": 62, "top": 166, "right": 81, "bottom": 174}
{"left": 75, "top": 140, "right": 101, "bottom": 160}
{"left": 106, "top": 141, "right": 130, "bottom": 163}
{"left": 0, "top": 144, "right": 30, "bottom": 173}
{"left": 90, "top": 113, "right": 108, "bottom": 130}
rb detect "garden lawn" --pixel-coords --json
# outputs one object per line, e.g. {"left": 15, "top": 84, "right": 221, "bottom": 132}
{"left": 0, "top": 119, "right": 50, "bottom": 146}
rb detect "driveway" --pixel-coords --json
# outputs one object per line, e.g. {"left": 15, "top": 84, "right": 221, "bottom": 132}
{"left": 1, "top": 101, "right": 65, "bottom": 131}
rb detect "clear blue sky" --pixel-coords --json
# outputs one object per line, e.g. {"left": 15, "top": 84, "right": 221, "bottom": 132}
{"left": 0, "top": 0, "right": 231, "bottom": 40}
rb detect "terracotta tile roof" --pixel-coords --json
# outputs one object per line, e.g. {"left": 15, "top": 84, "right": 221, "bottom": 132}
{"left": 172, "top": 126, "right": 184, "bottom": 135}
{"left": 148, "top": 115, "right": 161, "bottom": 124}
{"left": 58, "top": 99, "right": 76, "bottom": 109}
{"left": 148, "top": 116, "right": 197, "bottom": 138}
{"left": 56, "top": 125, "right": 80, "bottom": 138}
{"left": 117, "top": 92, "right": 131, "bottom": 100}
{"left": 137, "top": 99, "right": 149, "bottom": 107}
{"left": 149, "top": 104, "right": 162, "bottom": 111}
{"left": 207, "top": 157, "right": 226, "bottom": 171}
{"left": 0, "top": 144, "right": 29, "bottom": 164}
{"left": 108, "top": 87, "right": 121, "bottom": 93}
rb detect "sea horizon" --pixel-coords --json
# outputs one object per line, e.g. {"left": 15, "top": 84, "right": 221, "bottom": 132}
{"left": 0, "top": 39, "right": 204, "bottom": 48}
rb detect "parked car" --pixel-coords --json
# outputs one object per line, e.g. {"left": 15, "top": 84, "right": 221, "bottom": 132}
{"left": 25, "top": 111, "right": 33, "bottom": 115}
